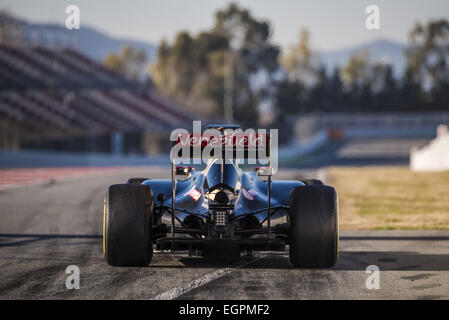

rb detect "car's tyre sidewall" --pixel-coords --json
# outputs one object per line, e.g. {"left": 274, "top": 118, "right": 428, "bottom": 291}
{"left": 289, "top": 185, "right": 338, "bottom": 268}
{"left": 105, "top": 184, "right": 153, "bottom": 266}
{"left": 302, "top": 179, "right": 324, "bottom": 186}
{"left": 127, "top": 178, "right": 150, "bottom": 185}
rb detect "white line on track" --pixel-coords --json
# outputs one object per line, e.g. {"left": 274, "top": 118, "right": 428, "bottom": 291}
{"left": 152, "top": 254, "right": 266, "bottom": 300}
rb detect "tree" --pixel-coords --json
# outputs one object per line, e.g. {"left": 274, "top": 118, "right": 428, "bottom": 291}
{"left": 150, "top": 3, "right": 279, "bottom": 127}
{"left": 370, "top": 64, "right": 400, "bottom": 111}
{"left": 150, "top": 31, "right": 228, "bottom": 118}
{"left": 405, "top": 19, "right": 449, "bottom": 109}
{"left": 274, "top": 79, "right": 305, "bottom": 122}
{"left": 281, "top": 28, "right": 317, "bottom": 85}
{"left": 328, "top": 67, "right": 345, "bottom": 111}
{"left": 104, "top": 45, "right": 147, "bottom": 80}
{"left": 340, "top": 51, "right": 371, "bottom": 89}
{"left": 214, "top": 4, "right": 280, "bottom": 126}
{"left": 406, "top": 19, "right": 449, "bottom": 89}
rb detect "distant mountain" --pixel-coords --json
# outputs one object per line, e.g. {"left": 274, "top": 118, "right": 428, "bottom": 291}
{"left": 24, "top": 23, "right": 158, "bottom": 63}
{"left": 2, "top": 12, "right": 406, "bottom": 77}
{"left": 0, "top": 11, "right": 157, "bottom": 63}
{"left": 317, "top": 39, "right": 407, "bottom": 76}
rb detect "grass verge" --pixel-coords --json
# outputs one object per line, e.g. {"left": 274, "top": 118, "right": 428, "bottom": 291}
{"left": 328, "top": 166, "right": 449, "bottom": 230}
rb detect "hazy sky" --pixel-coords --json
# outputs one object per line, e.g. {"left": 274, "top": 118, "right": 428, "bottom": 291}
{"left": 1, "top": 0, "right": 448, "bottom": 50}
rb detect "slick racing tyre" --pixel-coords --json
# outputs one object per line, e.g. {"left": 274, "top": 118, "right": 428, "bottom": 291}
{"left": 104, "top": 184, "right": 153, "bottom": 266}
{"left": 289, "top": 185, "right": 338, "bottom": 268}
{"left": 127, "top": 178, "right": 150, "bottom": 185}
{"left": 302, "top": 179, "right": 324, "bottom": 186}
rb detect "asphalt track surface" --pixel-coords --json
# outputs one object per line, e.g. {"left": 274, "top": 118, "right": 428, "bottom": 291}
{"left": 0, "top": 167, "right": 448, "bottom": 300}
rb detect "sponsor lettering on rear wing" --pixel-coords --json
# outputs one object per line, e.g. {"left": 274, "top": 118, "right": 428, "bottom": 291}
{"left": 169, "top": 121, "right": 278, "bottom": 173}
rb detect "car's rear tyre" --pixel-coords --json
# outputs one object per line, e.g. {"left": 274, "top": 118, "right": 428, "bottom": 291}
{"left": 289, "top": 185, "right": 338, "bottom": 268}
{"left": 104, "top": 184, "right": 153, "bottom": 266}
{"left": 302, "top": 179, "right": 324, "bottom": 186}
{"left": 127, "top": 178, "right": 150, "bottom": 185}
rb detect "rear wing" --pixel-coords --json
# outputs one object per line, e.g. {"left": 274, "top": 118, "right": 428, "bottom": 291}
{"left": 170, "top": 125, "right": 275, "bottom": 168}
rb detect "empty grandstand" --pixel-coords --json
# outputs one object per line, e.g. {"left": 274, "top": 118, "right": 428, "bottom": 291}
{"left": 0, "top": 42, "right": 195, "bottom": 154}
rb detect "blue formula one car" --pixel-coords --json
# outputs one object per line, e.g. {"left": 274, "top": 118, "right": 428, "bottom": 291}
{"left": 103, "top": 125, "right": 338, "bottom": 268}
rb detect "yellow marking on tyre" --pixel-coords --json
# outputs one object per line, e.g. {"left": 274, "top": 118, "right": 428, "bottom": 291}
{"left": 103, "top": 197, "right": 106, "bottom": 255}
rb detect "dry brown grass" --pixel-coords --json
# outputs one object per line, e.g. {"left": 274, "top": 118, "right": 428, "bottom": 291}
{"left": 328, "top": 166, "right": 449, "bottom": 230}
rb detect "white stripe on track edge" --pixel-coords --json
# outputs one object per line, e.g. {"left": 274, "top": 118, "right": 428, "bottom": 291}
{"left": 152, "top": 254, "right": 266, "bottom": 300}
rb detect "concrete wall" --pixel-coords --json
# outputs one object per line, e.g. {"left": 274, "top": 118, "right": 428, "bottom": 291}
{"left": 0, "top": 150, "right": 170, "bottom": 168}
{"left": 410, "top": 125, "right": 449, "bottom": 172}
{"left": 294, "top": 112, "right": 449, "bottom": 141}
{"left": 278, "top": 129, "right": 328, "bottom": 160}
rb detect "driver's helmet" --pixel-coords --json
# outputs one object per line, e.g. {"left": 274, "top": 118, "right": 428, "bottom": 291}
{"left": 206, "top": 161, "right": 239, "bottom": 192}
